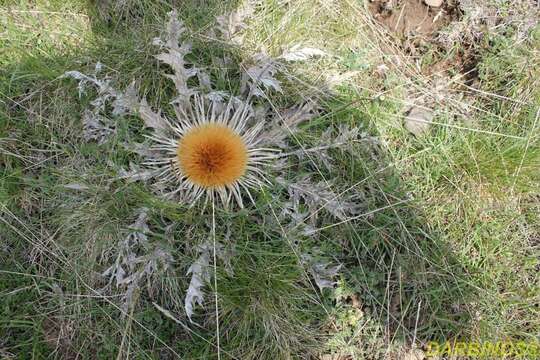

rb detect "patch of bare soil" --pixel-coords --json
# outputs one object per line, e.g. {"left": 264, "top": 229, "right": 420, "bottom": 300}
{"left": 368, "top": 0, "right": 460, "bottom": 39}
{"left": 370, "top": 0, "right": 538, "bottom": 85}
{"left": 368, "top": 0, "right": 482, "bottom": 85}
{"left": 425, "top": 47, "right": 481, "bottom": 86}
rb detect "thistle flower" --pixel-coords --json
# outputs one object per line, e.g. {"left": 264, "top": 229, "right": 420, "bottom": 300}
{"left": 145, "top": 95, "right": 278, "bottom": 208}
{"left": 64, "top": 8, "right": 358, "bottom": 336}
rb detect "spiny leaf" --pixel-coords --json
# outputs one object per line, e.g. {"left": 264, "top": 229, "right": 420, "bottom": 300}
{"left": 241, "top": 53, "right": 282, "bottom": 97}
{"left": 277, "top": 176, "right": 363, "bottom": 221}
{"left": 154, "top": 10, "right": 197, "bottom": 104}
{"left": 215, "top": 1, "right": 254, "bottom": 45}
{"left": 259, "top": 102, "right": 318, "bottom": 147}
{"left": 138, "top": 99, "right": 171, "bottom": 137}
{"left": 280, "top": 45, "right": 328, "bottom": 62}
{"left": 185, "top": 245, "right": 211, "bottom": 322}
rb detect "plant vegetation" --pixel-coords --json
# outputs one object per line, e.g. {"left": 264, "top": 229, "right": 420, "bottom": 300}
{"left": 1, "top": 0, "right": 538, "bottom": 358}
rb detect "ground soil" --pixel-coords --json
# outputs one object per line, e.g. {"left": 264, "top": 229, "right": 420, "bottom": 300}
{"left": 368, "top": 0, "right": 460, "bottom": 39}
{"left": 368, "top": 0, "right": 481, "bottom": 83}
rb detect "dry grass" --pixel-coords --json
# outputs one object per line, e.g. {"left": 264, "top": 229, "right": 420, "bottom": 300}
{"left": 1, "top": 0, "right": 539, "bottom": 359}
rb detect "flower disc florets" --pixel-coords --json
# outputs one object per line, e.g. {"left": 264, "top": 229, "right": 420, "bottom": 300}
{"left": 145, "top": 95, "right": 277, "bottom": 208}
{"left": 177, "top": 123, "right": 248, "bottom": 188}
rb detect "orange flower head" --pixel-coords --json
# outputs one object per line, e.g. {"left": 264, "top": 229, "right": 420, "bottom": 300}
{"left": 147, "top": 95, "right": 276, "bottom": 208}
{"left": 177, "top": 124, "right": 248, "bottom": 188}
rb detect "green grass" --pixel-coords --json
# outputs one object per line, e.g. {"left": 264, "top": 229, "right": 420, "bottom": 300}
{"left": 1, "top": 0, "right": 539, "bottom": 359}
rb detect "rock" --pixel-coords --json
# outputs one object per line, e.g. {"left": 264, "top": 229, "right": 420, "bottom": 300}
{"left": 404, "top": 106, "right": 433, "bottom": 136}
{"left": 425, "top": 0, "right": 443, "bottom": 7}
{"left": 402, "top": 348, "right": 426, "bottom": 360}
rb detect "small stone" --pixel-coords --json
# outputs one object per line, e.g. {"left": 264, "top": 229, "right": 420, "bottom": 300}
{"left": 425, "top": 0, "right": 443, "bottom": 7}
{"left": 402, "top": 348, "right": 426, "bottom": 360}
{"left": 404, "top": 106, "right": 433, "bottom": 136}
